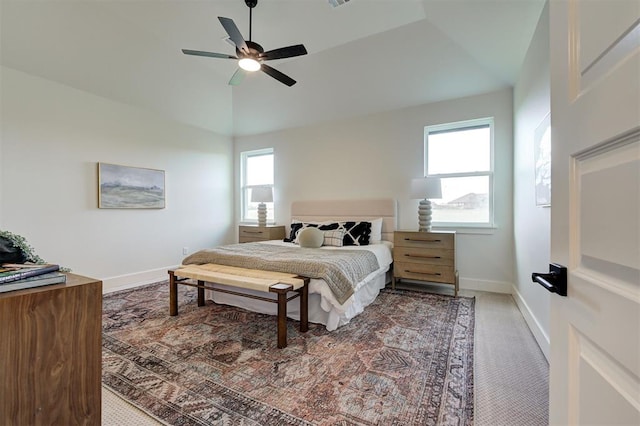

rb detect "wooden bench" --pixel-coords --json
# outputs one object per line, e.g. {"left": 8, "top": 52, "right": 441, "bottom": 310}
{"left": 168, "top": 264, "right": 310, "bottom": 348}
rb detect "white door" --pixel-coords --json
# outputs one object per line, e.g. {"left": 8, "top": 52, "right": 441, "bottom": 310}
{"left": 549, "top": 0, "right": 639, "bottom": 424}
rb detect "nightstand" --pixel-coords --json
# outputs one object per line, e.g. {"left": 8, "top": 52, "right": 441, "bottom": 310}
{"left": 393, "top": 230, "right": 458, "bottom": 296}
{"left": 238, "top": 225, "right": 286, "bottom": 243}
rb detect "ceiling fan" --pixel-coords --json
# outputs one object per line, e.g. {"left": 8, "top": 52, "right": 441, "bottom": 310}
{"left": 182, "top": 0, "right": 307, "bottom": 87}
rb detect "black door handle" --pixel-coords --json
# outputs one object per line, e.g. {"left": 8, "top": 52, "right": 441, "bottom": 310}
{"left": 531, "top": 263, "right": 567, "bottom": 296}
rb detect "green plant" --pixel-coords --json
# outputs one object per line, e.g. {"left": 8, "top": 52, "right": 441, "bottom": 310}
{"left": 0, "top": 230, "right": 46, "bottom": 264}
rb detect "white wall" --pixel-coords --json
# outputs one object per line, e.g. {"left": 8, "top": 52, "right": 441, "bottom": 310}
{"left": 513, "top": 2, "right": 551, "bottom": 359}
{"left": 0, "top": 67, "right": 3, "bottom": 226}
{"left": 235, "top": 88, "right": 515, "bottom": 292}
{"left": 0, "top": 67, "right": 234, "bottom": 291}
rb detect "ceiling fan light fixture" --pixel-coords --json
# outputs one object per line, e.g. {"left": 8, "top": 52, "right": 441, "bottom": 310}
{"left": 239, "top": 58, "right": 261, "bottom": 72}
{"left": 182, "top": 0, "right": 307, "bottom": 86}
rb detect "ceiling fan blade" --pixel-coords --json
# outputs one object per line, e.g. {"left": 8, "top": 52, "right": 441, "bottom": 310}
{"left": 228, "top": 68, "right": 248, "bottom": 86}
{"left": 260, "top": 44, "right": 308, "bottom": 61}
{"left": 261, "top": 64, "right": 297, "bottom": 87}
{"left": 218, "top": 17, "right": 248, "bottom": 54}
{"left": 182, "top": 49, "right": 237, "bottom": 59}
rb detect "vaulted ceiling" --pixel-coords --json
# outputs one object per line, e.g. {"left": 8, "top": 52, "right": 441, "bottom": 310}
{"left": 1, "top": 0, "right": 545, "bottom": 136}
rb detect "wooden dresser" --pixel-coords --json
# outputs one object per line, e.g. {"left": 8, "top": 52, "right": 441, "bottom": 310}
{"left": 393, "top": 230, "right": 458, "bottom": 296}
{"left": 0, "top": 273, "right": 103, "bottom": 426}
{"left": 239, "top": 225, "right": 286, "bottom": 243}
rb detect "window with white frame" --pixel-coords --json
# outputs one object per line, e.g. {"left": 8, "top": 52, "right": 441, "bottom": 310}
{"left": 424, "top": 118, "right": 494, "bottom": 227}
{"left": 241, "top": 148, "right": 274, "bottom": 223}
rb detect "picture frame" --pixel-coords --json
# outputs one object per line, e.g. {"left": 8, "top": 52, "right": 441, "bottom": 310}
{"left": 98, "top": 162, "right": 165, "bottom": 209}
{"left": 534, "top": 113, "right": 551, "bottom": 207}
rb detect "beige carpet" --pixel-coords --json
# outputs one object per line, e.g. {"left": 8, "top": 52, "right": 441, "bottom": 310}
{"left": 472, "top": 290, "right": 549, "bottom": 425}
{"left": 102, "top": 285, "right": 548, "bottom": 426}
{"left": 102, "top": 387, "right": 164, "bottom": 426}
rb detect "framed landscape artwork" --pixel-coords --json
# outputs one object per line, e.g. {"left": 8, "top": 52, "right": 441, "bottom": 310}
{"left": 98, "top": 163, "right": 165, "bottom": 209}
{"left": 534, "top": 113, "right": 551, "bottom": 206}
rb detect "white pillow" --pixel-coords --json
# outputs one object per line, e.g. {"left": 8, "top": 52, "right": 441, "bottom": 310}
{"left": 369, "top": 218, "right": 383, "bottom": 243}
{"left": 323, "top": 229, "right": 345, "bottom": 247}
{"left": 297, "top": 227, "right": 324, "bottom": 248}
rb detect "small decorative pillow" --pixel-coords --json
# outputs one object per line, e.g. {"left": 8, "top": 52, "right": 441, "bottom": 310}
{"left": 298, "top": 227, "right": 324, "bottom": 248}
{"left": 292, "top": 224, "right": 319, "bottom": 244}
{"left": 323, "top": 229, "right": 345, "bottom": 247}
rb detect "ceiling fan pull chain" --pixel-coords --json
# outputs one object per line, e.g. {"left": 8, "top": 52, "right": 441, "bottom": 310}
{"left": 249, "top": 7, "right": 252, "bottom": 41}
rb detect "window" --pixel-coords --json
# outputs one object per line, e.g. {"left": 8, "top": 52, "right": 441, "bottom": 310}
{"left": 240, "top": 148, "right": 274, "bottom": 223}
{"left": 424, "top": 118, "right": 494, "bottom": 227}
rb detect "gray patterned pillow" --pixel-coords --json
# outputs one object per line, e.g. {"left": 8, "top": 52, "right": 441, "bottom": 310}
{"left": 322, "top": 229, "right": 345, "bottom": 247}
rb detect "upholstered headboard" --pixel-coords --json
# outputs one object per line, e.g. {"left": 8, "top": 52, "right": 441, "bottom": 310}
{"left": 290, "top": 198, "right": 397, "bottom": 242}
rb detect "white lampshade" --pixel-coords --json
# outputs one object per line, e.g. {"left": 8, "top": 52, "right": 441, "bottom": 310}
{"left": 251, "top": 187, "right": 273, "bottom": 203}
{"left": 410, "top": 177, "right": 442, "bottom": 200}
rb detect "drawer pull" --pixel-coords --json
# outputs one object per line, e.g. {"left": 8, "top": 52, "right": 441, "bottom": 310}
{"left": 405, "top": 254, "right": 441, "bottom": 259}
{"left": 405, "top": 270, "right": 441, "bottom": 276}
{"left": 404, "top": 238, "right": 442, "bottom": 243}
{"left": 243, "top": 231, "right": 263, "bottom": 234}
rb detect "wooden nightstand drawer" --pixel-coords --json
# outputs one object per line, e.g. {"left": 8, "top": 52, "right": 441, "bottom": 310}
{"left": 394, "top": 231, "right": 454, "bottom": 250}
{"left": 239, "top": 225, "right": 285, "bottom": 243}
{"left": 394, "top": 262, "right": 456, "bottom": 285}
{"left": 239, "top": 227, "right": 269, "bottom": 239}
{"left": 394, "top": 246, "right": 454, "bottom": 266}
{"left": 393, "top": 230, "right": 458, "bottom": 296}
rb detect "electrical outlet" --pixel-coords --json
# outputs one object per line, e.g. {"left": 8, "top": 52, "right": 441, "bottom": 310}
{"left": 182, "top": 247, "right": 189, "bottom": 255}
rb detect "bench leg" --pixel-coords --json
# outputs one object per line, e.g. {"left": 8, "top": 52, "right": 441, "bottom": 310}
{"left": 197, "top": 280, "right": 205, "bottom": 306}
{"left": 276, "top": 290, "right": 287, "bottom": 349}
{"left": 169, "top": 270, "right": 178, "bottom": 316}
{"left": 299, "top": 280, "right": 309, "bottom": 333}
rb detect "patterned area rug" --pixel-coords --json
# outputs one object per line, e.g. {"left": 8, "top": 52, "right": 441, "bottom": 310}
{"left": 102, "top": 282, "right": 475, "bottom": 425}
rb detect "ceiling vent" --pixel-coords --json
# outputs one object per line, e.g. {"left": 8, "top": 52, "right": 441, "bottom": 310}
{"left": 328, "top": 0, "right": 351, "bottom": 8}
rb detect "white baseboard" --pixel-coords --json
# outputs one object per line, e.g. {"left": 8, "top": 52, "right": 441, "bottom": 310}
{"left": 511, "top": 285, "right": 550, "bottom": 361}
{"left": 459, "top": 277, "right": 512, "bottom": 294}
{"left": 102, "top": 266, "right": 178, "bottom": 294}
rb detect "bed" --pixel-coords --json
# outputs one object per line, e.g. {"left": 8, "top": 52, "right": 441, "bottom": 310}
{"left": 182, "top": 198, "right": 396, "bottom": 331}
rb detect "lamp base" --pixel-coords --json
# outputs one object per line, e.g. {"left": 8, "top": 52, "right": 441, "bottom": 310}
{"left": 417, "top": 199, "right": 433, "bottom": 232}
{"left": 257, "top": 202, "right": 267, "bottom": 227}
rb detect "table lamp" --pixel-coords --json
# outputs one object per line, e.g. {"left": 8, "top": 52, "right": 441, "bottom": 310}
{"left": 410, "top": 177, "right": 442, "bottom": 232}
{"left": 251, "top": 187, "right": 273, "bottom": 227}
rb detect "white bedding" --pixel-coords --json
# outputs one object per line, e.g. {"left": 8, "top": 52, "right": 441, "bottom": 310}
{"left": 204, "top": 240, "right": 393, "bottom": 331}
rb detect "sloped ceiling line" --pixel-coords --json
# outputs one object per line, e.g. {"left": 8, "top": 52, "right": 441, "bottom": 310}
{"left": 0, "top": 0, "right": 544, "bottom": 136}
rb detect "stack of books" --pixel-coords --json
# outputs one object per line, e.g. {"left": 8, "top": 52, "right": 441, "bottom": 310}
{"left": 0, "top": 263, "right": 66, "bottom": 293}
